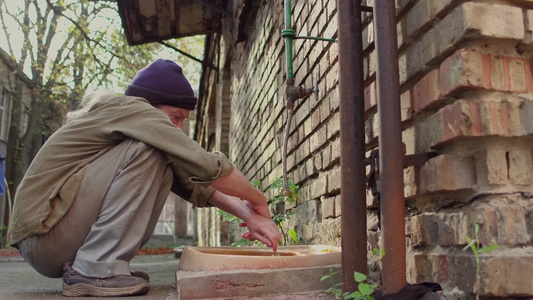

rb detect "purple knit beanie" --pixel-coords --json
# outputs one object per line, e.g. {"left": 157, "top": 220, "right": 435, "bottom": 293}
{"left": 124, "top": 59, "right": 197, "bottom": 110}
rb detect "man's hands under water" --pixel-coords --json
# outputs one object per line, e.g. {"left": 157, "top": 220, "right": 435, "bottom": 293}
{"left": 240, "top": 201, "right": 281, "bottom": 251}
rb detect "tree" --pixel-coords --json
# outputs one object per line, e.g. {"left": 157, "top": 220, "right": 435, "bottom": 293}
{"left": 0, "top": 0, "right": 206, "bottom": 242}
{"left": 0, "top": 0, "right": 171, "bottom": 195}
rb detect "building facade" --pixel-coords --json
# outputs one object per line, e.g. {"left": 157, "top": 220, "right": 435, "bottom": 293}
{"left": 192, "top": 0, "right": 533, "bottom": 298}
{"left": 0, "top": 59, "right": 31, "bottom": 245}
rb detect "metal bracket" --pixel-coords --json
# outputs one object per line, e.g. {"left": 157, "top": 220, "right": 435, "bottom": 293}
{"left": 365, "top": 150, "right": 438, "bottom": 196}
{"left": 361, "top": 5, "right": 373, "bottom": 13}
{"left": 193, "top": 0, "right": 232, "bottom": 17}
{"left": 193, "top": 0, "right": 234, "bottom": 32}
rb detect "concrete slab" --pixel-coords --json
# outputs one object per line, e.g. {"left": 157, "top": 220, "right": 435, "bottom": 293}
{"left": 188, "top": 292, "right": 336, "bottom": 299}
{"left": 175, "top": 264, "right": 341, "bottom": 299}
{"left": 1, "top": 250, "right": 340, "bottom": 300}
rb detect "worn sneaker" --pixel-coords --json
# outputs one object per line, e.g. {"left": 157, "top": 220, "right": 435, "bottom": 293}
{"left": 62, "top": 264, "right": 150, "bottom": 297}
{"left": 64, "top": 261, "right": 150, "bottom": 282}
{"left": 131, "top": 270, "right": 150, "bottom": 283}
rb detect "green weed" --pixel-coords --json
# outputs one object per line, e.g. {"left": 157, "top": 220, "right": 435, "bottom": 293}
{"left": 463, "top": 222, "right": 500, "bottom": 280}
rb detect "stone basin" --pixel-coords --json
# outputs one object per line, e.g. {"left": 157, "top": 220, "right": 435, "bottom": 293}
{"left": 178, "top": 245, "right": 341, "bottom": 272}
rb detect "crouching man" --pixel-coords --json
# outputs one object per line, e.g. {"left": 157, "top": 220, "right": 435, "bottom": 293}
{"left": 8, "top": 59, "right": 281, "bottom": 297}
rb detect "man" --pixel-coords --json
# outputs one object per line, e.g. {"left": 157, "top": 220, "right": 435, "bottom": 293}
{"left": 8, "top": 59, "right": 281, "bottom": 297}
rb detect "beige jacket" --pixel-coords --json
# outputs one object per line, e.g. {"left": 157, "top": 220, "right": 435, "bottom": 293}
{"left": 8, "top": 96, "right": 233, "bottom": 245}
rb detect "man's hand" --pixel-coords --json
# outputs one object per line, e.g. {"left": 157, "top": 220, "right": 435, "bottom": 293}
{"left": 244, "top": 201, "right": 271, "bottom": 220}
{"left": 207, "top": 190, "right": 281, "bottom": 251}
{"left": 240, "top": 213, "right": 281, "bottom": 252}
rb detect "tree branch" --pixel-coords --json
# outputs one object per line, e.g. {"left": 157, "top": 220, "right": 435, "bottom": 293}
{"left": 44, "top": 0, "right": 125, "bottom": 61}
{"left": 0, "top": 47, "right": 34, "bottom": 87}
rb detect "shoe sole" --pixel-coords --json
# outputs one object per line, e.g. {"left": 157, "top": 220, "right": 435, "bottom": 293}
{"left": 62, "top": 283, "right": 150, "bottom": 297}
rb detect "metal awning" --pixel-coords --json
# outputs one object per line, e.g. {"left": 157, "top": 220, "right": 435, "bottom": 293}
{"left": 117, "top": 0, "right": 228, "bottom": 45}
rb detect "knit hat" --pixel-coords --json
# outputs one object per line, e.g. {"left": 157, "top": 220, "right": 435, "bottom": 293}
{"left": 124, "top": 59, "right": 197, "bottom": 110}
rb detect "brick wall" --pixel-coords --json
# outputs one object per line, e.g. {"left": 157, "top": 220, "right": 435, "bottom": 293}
{"left": 227, "top": 0, "right": 341, "bottom": 247}
{"left": 200, "top": 0, "right": 533, "bottom": 297}
{"left": 370, "top": 0, "right": 533, "bottom": 297}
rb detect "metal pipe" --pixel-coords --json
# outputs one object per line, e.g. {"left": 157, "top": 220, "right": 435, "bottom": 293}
{"left": 281, "top": 0, "right": 295, "bottom": 198}
{"left": 283, "top": 0, "right": 294, "bottom": 80}
{"left": 336, "top": 0, "right": 367, "bottom": 293}
{"left": 373, "top": 1, "right": 407, "bottom": 294}
{"left": 282, "top": 107, "right": 294, "bottom": 198}
{"left": 158, "top": 41, "right": 217, "bottom": 69}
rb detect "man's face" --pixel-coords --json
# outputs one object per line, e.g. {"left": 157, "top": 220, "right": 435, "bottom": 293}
{"left": 155, "top": 104, "right": 190, "bottom": 130}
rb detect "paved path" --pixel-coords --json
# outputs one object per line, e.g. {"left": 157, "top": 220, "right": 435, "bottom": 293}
{"left": 0, "top": 251, "right": 335, "bottom": 299}
{"left": 0, "top": 253, "right": 179, "bottom": 300}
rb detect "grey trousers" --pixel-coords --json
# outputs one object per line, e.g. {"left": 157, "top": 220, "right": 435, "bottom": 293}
{"left": 18, "top": 139, "right": 173, "bottom": 278}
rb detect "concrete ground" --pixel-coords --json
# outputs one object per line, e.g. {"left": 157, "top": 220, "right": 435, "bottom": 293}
{"left": 0, "top": 252, "right": 180, "bottom": 300}
{"left": 0, "top": 252, "right": 335, "bottom": 300}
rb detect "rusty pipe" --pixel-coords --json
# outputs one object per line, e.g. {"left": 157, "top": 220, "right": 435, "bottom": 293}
{"left": 337, "top": 0, "right": 367, "bottom": 293}
{"left": 374, "top": 1, "right": 407, "bottom": 294}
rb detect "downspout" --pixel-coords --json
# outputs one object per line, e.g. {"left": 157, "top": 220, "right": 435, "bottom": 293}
{"left": 337, "top": 0, "right": 367, "bottom": 293}
{"left": 374, "top": 1, "right": 407, "bottom": 294}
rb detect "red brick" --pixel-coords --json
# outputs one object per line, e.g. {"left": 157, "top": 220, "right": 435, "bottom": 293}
{"left": 469, "top": 101, "right": 483, "bottom": 136}
{"left": 440, "top": 100, "right": 464, "bottom": 141}
{"left": 420, "top": 154, "right": 476, "bottom": 193}
{"left": 444, "top": 50, "right": 533, "bottom": 95}
{"left": 480, "top": 101, "right": 511, "bottom": 136}
{"left": 439, "top": 49, "right": 484, "bottom": 97}
{"left": 470, "top": 205, "right": 500, "bottom": 246}
{"left": 479, "top": 255, "right": 533, "bottom": 297}
{"left": 426, "top": 99, "right": 518, "bottom": 147}
{"left": 500, "top": 205, "right": 530, "bottom": 245}
{"left": 406, "top": 214, "right": 438, "bottom": 247}
{"left": 413, "top": 69, "right": 440, "bottom": 113}
{"left": 486, "top": 54, "right": 505, "bottom": 90}
{"left": 509, "top": 58, "right": 528, "bottom": 92}
{"left": 509, "top": 150, "right": 533, "bottom": 186}
{"left": 526, "top": 59, "right": 533, "bottom": 93}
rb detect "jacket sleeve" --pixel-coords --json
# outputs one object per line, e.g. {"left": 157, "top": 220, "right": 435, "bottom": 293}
{"left": 169, "top": 166, "right": 216, "bottom": 207}
{"left": 99, "top": 97, "right": 234, "bottom": 204}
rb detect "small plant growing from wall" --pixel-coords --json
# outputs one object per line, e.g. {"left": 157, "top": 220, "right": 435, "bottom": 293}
{"left": 320, "top": 248, "right": 383, "bottom": 299}
{"left": 218, "top": 178, "right": 300, "bottom": 247}
{"left": 321, "top": 270, "right": 378, "bottom": 300}
{"left": 463, "top": 220, "right": 500, "bottom": 294}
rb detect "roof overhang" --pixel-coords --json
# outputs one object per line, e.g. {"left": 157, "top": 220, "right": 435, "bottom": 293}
{"left": 117, "top": 0, "right": 227, "bottom": 45}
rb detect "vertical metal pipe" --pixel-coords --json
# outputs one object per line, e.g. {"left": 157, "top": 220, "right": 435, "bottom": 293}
{"left": 284, "top": 0, "right": 294, "bottom": 79}
{"left": 337, "top": 0, "right": 367, "bottom": 293}
{"left": 373, "top": 1, "right": 407, "bottom": 294}
{"left": 282, "top": 0, "right": 296, "bottom": 198}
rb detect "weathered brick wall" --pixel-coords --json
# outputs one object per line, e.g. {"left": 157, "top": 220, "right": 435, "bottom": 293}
{"left": 363, "top": 0, "right": 533, "bottom": 297}
{"left": 228, "top": 0, "right": 341, "bottom": 246}
{"left": 195, "top": 67, "right": 229, "bottom": 246}
{"left": 214, "top": 0, "right": 533, "bottom": 298}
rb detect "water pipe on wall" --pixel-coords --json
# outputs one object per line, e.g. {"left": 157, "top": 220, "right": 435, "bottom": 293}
{"left": 281, "top": 0, "right": 333, "bottom": 197}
